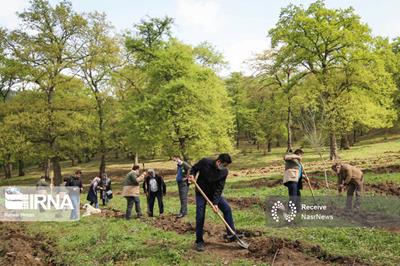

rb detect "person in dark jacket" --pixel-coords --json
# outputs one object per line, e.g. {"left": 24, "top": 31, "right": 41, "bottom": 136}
{"left": 173, "top": 155, "right": 191, "bottom": 218}
{"left": 86, "top": 176, "right": 101, "bottom": 208}
{"left": 99, "top": 173, "right": 112, "bottom": 206}
{"left": 188, "top": 153, "right": 239, "bottom": 252}
{"left": 143, "top": 169, "right": 166, "bottom": 217}
{"left": 65, "top": 170, "right": 83, "bottom": 220}
{"left": 283, "top": 149, "right": 308, "bottom": 210}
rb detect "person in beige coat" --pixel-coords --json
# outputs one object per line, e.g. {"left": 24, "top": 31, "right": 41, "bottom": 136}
{"left": 123, "top": 165, "right": 146, "bottom": 219}
{"left": 283, "top": 149, "right": 309, "bottom": 209}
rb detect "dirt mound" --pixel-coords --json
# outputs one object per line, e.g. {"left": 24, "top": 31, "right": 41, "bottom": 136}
{"left": 147, "top": 214, "right": 197, "bottom": 234}
{"left": 230, "top": 177, "right": 333, "bottom": 190}
{"left": 146, "top": 215, "right": 364, "bottom": 265}
{"left": 229, "top": 176, "right": 399, "bottom": 196}
{"left": 230, "top": 178, "right": 282, "bottom": 189}
{"left": 364, "top": 182, "right": 400, "bottom": 196}
{"left": 227, "top": 197, "right": 265, "bottom": 210}
{"left": 98, "top": 208, "right": 125, "bottom": 218}
{"left": 232, "top": 154, "right": 400, "bottom": 178}
{"left": 248, "top": 237, "right": 366, "bottom": 265}
{"left": 0, "top": 223, "right": 56, "bottom": 266}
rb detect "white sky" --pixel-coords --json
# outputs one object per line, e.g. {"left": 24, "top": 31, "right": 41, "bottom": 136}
{"left": 1, "top": 0, "right": 399, "bottom": 76}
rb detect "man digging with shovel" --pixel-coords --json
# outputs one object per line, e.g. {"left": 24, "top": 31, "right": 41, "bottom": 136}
{"left": 188, "top": 153, "right": 248, "bottom": 252}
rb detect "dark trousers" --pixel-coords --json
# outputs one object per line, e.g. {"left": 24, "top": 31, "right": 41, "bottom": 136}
{"left": 195, "top": 194, "right": 235, "bottom": 243}
{"left": 177, "top": 181, "right": 189, "bottom": 215}
{"left": 148, "top": 191, "right": 164, "bottom": 216}
{"left": 125, "top": 196, "right": 141, "bottom": 219}
{"left": 285, "top": 181, "right": 301, "bottom": 210}
{"left": 346, "top": 182, "right": 362, "bottom": 209}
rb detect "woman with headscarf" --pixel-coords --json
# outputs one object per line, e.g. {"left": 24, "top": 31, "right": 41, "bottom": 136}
{"left": 87, "top": 176, "right": 101, "bottom": 208}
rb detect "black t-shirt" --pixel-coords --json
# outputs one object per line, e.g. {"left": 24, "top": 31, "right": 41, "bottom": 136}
{"left": 190, "top": 158, "right": 228, "bottom": 204}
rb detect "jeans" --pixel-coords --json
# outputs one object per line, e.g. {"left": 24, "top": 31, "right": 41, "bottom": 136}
{"left": 195, "top": 194, "right": 235, "bottom": 243}
{"left": 90, "top": 201, "right": 99, "bottom": 208}
{"left": 125, "top": 196, "right": 141, "bottom": 219}
{"left": 70, "top": 193, "right": 80, "bottom": 220}
{"left": 101, "top": 191, "right": 109, "bottom": 205}
{"left": 346, "top": 182, "right": 362, "bottom": 209}
{"left": 285, "top": 181, "right": 301, "bottom": 210}
{"left": 148, "top": 191, "right": 164, "bottom": 216}
{"left": 177, "top": 181, "right": 189, "bottom": 215}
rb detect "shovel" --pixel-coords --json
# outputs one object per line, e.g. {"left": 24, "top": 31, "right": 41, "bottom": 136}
{"left": 192, "top": 180, "right": 250, "bottom": 249}
{"left": 300, "top": 162, "right": 317, "bottom": 205}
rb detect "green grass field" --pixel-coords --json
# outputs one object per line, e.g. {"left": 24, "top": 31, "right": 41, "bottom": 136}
{"left": 1, "top": 136, "right": 399, "bottom": 265}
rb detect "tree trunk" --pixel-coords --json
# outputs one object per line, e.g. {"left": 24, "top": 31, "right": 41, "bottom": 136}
{"left": 286, "top": 105, "right": 293, "bottom": 152}
{"left": 44, "top": 158, "right": 51, "bottom": 178}
{"left": 18, "top": 159, "right": 25, "bottom": 176}
{"left": 3, "top": 154, "right": 12, "bottom": 178}
{"left": 3, "top": 163, "right": 12, "bottom": 179}
{"left": 97, "top": 100, "right": 107, "bottom": 177}
{"left": 353, "top": 129, "right": 357, "bottom": 144}
{"left": 340, "top": 135, "right": 350, "bottom": 150}
{"left": 329, "top": 132, "right": 338, "bottom": 161}
{"left": 134, "top": 153, "right": 139, "bottom": 166}
{"left": 115, "top": 151, "right": 119, "bottom": 159}
{"left": 99, "top": 153, "right": 106, "bottom": 177}
{"left": 71, "top": 158, "right": 76, "bottom": 167}
{"left": 236, "top": 118, "right": 240, "bottom": 149}
{"left": 51, "top": 156, "right": 62, "bottom": 186}
{"left": 267, "top": 138, "right": 272, "bottom": 152}
{"left": 179, "top": 138, "right": 189, "bottom": 162}
{"left": 276, "top": 139, "right": 280, "bottom": 147}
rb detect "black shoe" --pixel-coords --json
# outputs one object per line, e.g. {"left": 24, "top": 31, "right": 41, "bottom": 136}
{"left": 176, "top": 213, "right": 186, "bottom": 218}
{"left": 224, "top": 233, "right": 244, "bottom": 242}
{"left": 195, "top": 242, "right": 205, "bottom": 252}
{"left": 136, "top": 213, "right": 142, "bottom": 219}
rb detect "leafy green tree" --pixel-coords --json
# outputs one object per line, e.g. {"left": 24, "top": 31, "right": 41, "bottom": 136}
{"left": 269, "top": 0, "right": 397, "bottom": 159}
{"left": 124, "top": 40, "right": 234, "bottom": 161}
{"left": 254, "top": 49, "right": 308, "bottom": 152}
{"left": 225, "top": 72, "right": 254, "bottom": 148}
{"left": 78, "top": 12, "right": 121, "bottom": 176}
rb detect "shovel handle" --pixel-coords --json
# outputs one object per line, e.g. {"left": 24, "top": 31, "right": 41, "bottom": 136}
{"left": 300, "top": 163, "right": 317, "bottom": 204}
{"left": 192, "top": 180, "right": 236, "bottom": 236}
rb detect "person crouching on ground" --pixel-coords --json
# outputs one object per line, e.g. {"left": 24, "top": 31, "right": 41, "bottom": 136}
{"left": 332, "top": 163, "right": 364, "bottom": 210}
{"left": 143, "top": 169, "right": 166, "bottom": 217}
{"left": 172, "top": 155, "right": 191, "bottom": 218}
{"left": 283, "top": 149, "right": 309, "bottom": 210}
{"left": 122, "top": 165, "right": 146, "bottom": 219}
{"left": 188, "top": 153, "right": 241, "bottom": 252}
{"left": 87, "top": 176, "right": 101, "bottom": 208}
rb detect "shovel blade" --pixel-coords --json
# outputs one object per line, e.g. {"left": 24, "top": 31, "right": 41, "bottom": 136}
{"left": 237, "top": 238, "right": 250, "bottom": 249}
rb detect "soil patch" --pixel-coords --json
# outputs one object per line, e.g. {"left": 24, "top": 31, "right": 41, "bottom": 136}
{"left": 229, "top": 176, "right": 399, "bottom": 196}
{"left": 230, "top": 178, "right": 282, "bottom": 189}
{"left": 364, "top": 182, "right": 400, "bottom": 196}
{"left": 146, "top": 214, "right": 365, "bottom": 265}
{"left": 0, "top": 223, "right": 56, "bottom": 266}
{"left": 98, "top": 208, "right": 125, "bottom": 218}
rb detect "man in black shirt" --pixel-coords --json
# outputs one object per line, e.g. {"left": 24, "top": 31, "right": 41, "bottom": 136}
{"left": 188, "top": 153, "right": 237, "bottom": 251}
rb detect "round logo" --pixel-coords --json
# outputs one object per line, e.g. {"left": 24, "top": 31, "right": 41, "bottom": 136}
{"left": 271, "top": 200, "right": 297, "bottom": 222}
